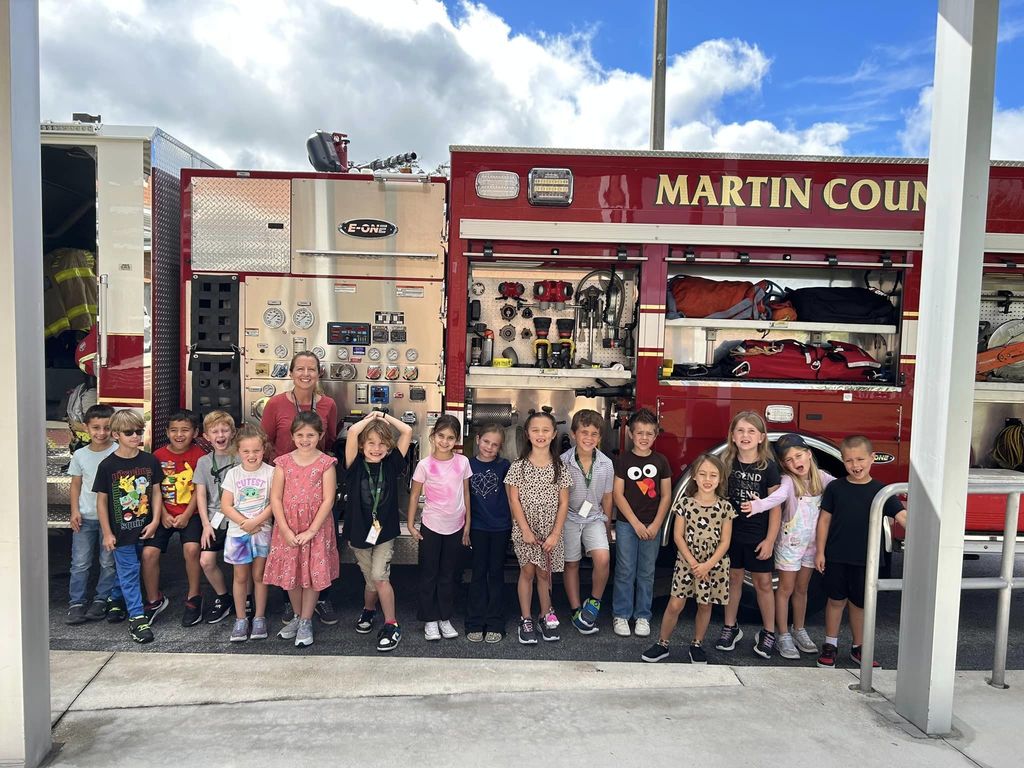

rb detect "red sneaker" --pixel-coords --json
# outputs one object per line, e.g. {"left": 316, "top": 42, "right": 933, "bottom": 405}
{"left": 816, "top": 642, "right": 838, "bottom": 668}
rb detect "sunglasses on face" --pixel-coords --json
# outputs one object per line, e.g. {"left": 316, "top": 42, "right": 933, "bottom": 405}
{"left": 119, "top": 429, "right": 145, "bottom": 437}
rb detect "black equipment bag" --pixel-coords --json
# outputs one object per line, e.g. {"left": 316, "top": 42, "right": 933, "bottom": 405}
{"left": 785, "top": 287, "right": 896, "bottom": 325}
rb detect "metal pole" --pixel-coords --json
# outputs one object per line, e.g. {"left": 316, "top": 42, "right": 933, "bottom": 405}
{"left": 650, "top": 0, "right": 668, "bottom": 150}
{"left": 990, "top": 492, "right": 1019, "bottom": 688}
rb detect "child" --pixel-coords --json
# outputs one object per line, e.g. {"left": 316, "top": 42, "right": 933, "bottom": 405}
{"left": 343, "top": 410, "right": 413, "bottom": 652}
{"left": 612, "top": 408, "right": 672, "bottom": 638}
{"left": 142, "top": 409, "right": 207, "bottom": 626}
{"left": 750, "top": 433, "right": 834, "bottom": 660}
{"left": 642, "top": 453, "right": 735, "bottom": 663}
{"left": 715, "top": 410, "right": 782, "bottom": 658}
{"left": 815, "top": 435, "right": 906, "bottom": 668}
{"left": 264, "top": 412, "right": 338, "bottom": 648}
{"left": 408, "top": 415, "right": 473, "bottom": 641}
{"left": 465, "top": 424, "right": 512, "bottom": 643}
{"left": 560, "top": 409, "right": 614, "bottom": 635}
{"left": 66, "top": 404, "right": 119, "bottom": 625}
{"left": 505, "top": 411, "right": 572, "bottom": 644}
{"left": 193, "top": 410, "right": 238, "bottom": 624}
{"left": 93, "top": 409, "right": 164, "bottom": 643}
{"left": 220, "top": 424, "right": 275, "bottom": 643}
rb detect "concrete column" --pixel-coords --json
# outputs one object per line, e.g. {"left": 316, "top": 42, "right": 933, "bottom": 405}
{"left": 0, "top": 1, "right": 50, "bottom": 766}
{"left": 897, "top": 0, "right": 998, "bottom": 735}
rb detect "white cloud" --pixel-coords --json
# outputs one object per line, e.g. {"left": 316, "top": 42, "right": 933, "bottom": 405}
{"left": 899, "top": 86, "right": 1024, "bottom": 160}
{"left": 38, "top": 0, "right": 851, "bottom": 169}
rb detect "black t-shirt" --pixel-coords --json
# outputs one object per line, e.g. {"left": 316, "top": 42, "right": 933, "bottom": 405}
{"left": 92, "top": 451, "right": 165, "bottom": 547}
{"left": 344, "top": 449, "right": 407, "bottom": 549}
{"left": 614, "top": 450, "right": 672, "bottom": 526}
{"left": 821, "top": 477, "right": 902, "bottom": 565}
{"left": 727, "top": 458, "right": 782, "bottom": 544}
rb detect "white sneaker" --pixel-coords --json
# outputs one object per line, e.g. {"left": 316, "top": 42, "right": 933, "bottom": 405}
{"left": 438, "top": 619, "right": 459, "bottom": 639}
{"left": 634, "top": 618, "right": 651, "bottom": 637}
{"left": 613, "top": 617, "right": 631, "bottom": 637}
{"left": 792, "top": 626, "right": 818, "bottom": 654}
{"left": 424, "top": 621, "right": 441, "bottom": 641}
{"left": 777, "top": 632, "right": 800, "bottom": 660}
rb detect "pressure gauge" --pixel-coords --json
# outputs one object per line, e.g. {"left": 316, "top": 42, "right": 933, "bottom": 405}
{"left": 261, "top": 384, "right": 277, "bottom": 396}
{"left": 263, "top": 307, "right": 286, "bottom": 329}
{"left": 336, "top": 347, "right": 350, "bottom": 361}
{"left": 405, "top": 348, "right": 419, "bottom": 362}
{"left": 274, "top": 344, "right": 288, "bottom": 359}
{"left": 339, "top": 364, "right": 357, "bottom": 381}
{"left": 312, "top": 345, "right": 326, "bottom": 360}
{"left": 386, "top": 348, "right": 400, "bottom": 362}
{"left": 292, "top": 307, "right": 315, "bottom": 329}
{"left": 368, "top": 347, "right": 382, "bottom": 361}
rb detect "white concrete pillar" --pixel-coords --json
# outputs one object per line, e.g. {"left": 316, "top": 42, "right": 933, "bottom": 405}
{"left": 0, "top": 1, "right": 51, "bottom": 766}
{"left": 897, "top": 0, "right": 999, "bottom": 735}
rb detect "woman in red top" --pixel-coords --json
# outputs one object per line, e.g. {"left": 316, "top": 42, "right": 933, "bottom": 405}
{"left": 261, "top": 352, "right": 338, "bottom": 462}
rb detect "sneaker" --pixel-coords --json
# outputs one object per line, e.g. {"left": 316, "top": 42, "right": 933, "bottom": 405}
{"left": 641, "top": 641, "right": 670, "bottom": 663}
{"left": 424, "top": 621, "right": 441, "bottom": 641}
{"left": 467, "top": 631, "right": 485, "bottom": 643}
{"left": 377, "top": 622, "right": 401, "bottom": 652}
{"left": 278, "top": 617, "right": 300, "bottom": 640}
{"left": 612, "top": 617, "right": 631, "bottom": 637}
{"left": 635, "top": 618, "right": 651, "bottom": 637}
{"left": 128, "top": 615, "right": 154, "bottom": 644}
{"left": 777, "top": 633, "right": 800, "bottom": 660}
{"left": 539, "top": 613, "right": 560, "bottom": 642}
{"left": 85, "top": 599, "right": 108, "bottom": 621}
{"left": 295, "top": 618, "right": 314, "bottom": 647}
{"left": 714, "top": 625, "right": 743, "bottom": 651}
{"left": 438, "top": 620, "right": 459, "bottom": 639}
{"left": 518, "top": 616, "right": 538, "bottom": 645}
{"left": 105, "top": 597, "right": 126, "bottom": 623}
{"left": 355, "top": 608, "right": 377, "bottom": 634}
{"left": 181, "top": 595, "right": 203, "bottom": 627}
{"left": 689, "top": 642, "right": 708, "bottom": 664}
{"left": 204, "top": 594, "right": 232, "bottom": 624}
{"left": 65, "top": 604, "right": 87, "bottom": 625}
{"left": 144, "top": 593, "right": 169, "bottom": 623}
{"left": 580, "top": 597, "right": 600, "bottom": 626}
{"left": 816, "top": 642, "right": 838, "bottom": 668}
{"left": 229, "top": 617, "right": 249, "bottom": 642}
{"left": 793, "top": 627, "right": 818, "bottom": 654}
{"left": 314, "top": 599, "right": 339, "bottom": 626}
{"left": 484, "top": 631, "right": 503, "bottom": 644}
{"left": 281, "top": 601, "right": 294, "bottom": 625}
{"left": 850, "top": 645, "right": 881, "bottom": 668}
{"left": 250, "top": 617, "right": 269, "bottom": 640}
{"left": 571, "top": 608, "right": 598, "bottom": 635}
{"left": 753, "top": 629, "right": 776, "bottom": 659}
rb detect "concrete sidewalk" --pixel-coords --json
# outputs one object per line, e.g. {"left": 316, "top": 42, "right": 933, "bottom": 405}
{"left": 47, "top": 651, "right": 1020, "bottom": 767}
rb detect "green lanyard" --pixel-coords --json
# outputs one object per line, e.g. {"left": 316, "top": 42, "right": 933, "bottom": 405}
{"left": 210, "top": 452, "right": 236, "bottom": 491}
{"left": 575, "top": 451, "right": 595, "bottom": 489}
{"left": 364, "top": 460, "right": 384, "bottom": 523}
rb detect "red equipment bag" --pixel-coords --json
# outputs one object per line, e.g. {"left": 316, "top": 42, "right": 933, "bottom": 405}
{"left": 729, "top": 339, "right": 884, "bottom": 382}
{"left": 817, "top": 340, "right": 884, "bottom": 381}
{"left": 667, "top": 276, "right": 782, "bottom": 320}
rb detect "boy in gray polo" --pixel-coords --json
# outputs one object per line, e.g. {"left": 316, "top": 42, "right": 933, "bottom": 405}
{"left": 560, "top": 409, "right": 614, "bottom": 634}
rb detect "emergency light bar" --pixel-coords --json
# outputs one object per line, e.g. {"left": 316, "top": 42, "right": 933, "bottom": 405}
{"left": 475, "top": 171, "right": 520, "bottom": 200}
{"left": 528, "top": 168, "right": 573, "bottom": 206}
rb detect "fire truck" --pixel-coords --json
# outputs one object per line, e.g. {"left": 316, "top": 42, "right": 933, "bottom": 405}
{"left": 176, "top": 142, "right": 1024, "bottom": 567}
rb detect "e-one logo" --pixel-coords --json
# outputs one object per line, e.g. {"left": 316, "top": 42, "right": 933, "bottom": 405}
{"left": 338, "top": 218, "right": 399, "bottom": 238}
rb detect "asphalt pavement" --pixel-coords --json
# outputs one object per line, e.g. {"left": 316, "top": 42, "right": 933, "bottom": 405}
{"left": 46, "top": 529, "right": 1024, "bottom": 671}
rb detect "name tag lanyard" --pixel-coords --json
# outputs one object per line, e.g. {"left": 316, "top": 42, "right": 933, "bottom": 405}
{"left": 365, "top": 460, "right": 384, "bottom": 531}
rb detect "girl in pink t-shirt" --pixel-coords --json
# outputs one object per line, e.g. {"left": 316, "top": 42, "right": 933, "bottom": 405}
{"left": 407, "top": 415, "right": 473, "bottom": 641}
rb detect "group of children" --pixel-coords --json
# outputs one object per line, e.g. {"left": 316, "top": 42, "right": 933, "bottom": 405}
{"left": 67, "top": 381, "right": 905, "bottom": 665}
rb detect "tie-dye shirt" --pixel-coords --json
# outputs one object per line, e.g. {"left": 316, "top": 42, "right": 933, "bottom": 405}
{"left": 412, "top": 454, "right": 474, "bottom": 535}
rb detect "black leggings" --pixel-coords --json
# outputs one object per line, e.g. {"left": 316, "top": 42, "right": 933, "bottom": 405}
{"left": 465, "top": 528, "right": 511, "bottom": 633}
{"left": 417, "top": 524, "right": 464, "bottom": 622}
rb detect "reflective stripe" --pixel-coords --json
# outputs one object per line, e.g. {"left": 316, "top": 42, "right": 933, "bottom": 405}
{"left": 54, "top": 267, "right": 94, "bottom": 283}
{"left": 66, "top": 304, "right": 98, "bottom": 320}
{"left": 45, "top": 317, "right": 71, "bottom": 337}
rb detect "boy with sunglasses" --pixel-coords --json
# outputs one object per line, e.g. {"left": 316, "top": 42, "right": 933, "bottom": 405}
{"left": 93, "top": 409, "right": 164, "bottom": 643}
{"left": 193, "top": 410, "right": 238, "bottom": 624}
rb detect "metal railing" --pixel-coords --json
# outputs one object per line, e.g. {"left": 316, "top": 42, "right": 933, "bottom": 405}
{"left": 860, "top": 469, "right": 1024, "bottom": 693}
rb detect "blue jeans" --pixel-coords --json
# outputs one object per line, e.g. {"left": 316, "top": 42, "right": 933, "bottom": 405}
{"left": 69, "top": 518, "right": 118, "bottom": 606}
{"left": 612, "top": 520, "right": 660, "bottom": 621}
{"left": 112, "top": 544, "right": 144, "bottom": 617}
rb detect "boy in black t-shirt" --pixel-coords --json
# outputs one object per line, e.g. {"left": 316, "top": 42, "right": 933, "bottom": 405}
{"left": 814, "top": 435, "right": 907, "bottom": 668}
{"left": 93, "top": 409, "right": 164, "bottom": 644}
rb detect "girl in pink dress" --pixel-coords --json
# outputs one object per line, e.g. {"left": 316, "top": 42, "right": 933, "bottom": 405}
{"left": 263, "top": 411, "right": 339, "bottom": 648}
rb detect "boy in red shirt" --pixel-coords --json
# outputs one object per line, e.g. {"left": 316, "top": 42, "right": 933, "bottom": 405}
{"left": 142, "top": 410, "right": 208, "bottom": 625}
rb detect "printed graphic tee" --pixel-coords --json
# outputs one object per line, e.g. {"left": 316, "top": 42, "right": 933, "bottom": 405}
{"left": 154, "top": 444, "right": 207, "bottom": 517}
{"left": 221, "top": 463, "right": 275, "bottom": 537}
{"left": 728, "top": 458, "right": 782, "bottom": 544}
{"left": 468, "top": 456, "right": 512, "bottom": 532}
{"left": 92, "top": 451, "right": 165, "bottom": 547}
{"left": 615, "top": 450, "right": 672, "bottom": 526}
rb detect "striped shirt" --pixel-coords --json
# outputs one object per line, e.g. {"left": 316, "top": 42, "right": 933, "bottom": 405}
{"left": 560, "top": 447, "right": 614, "bottom": 526}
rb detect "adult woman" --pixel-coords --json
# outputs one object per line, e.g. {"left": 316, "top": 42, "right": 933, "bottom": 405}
{"left": 261, "top": 351, "right": 338, "bottom": 462}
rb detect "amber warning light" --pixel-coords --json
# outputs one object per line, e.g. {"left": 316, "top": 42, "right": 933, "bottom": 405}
{"left": 528, "top": 168, "right": 573, "bottom": 206}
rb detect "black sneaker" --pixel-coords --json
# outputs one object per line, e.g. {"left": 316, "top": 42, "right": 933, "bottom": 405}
{"left": 128, "top": 615, "right": 154, "bottom": 644}
{"left": 641, "top": 641, "right": 670, "bottom": 663}
{"left": 714, "top": 624, "right": 743, "bottom": 651}
{"left": 538, "top": 613, "right": 560, "bottom": 642}
{"left": 85, "top": 599, "right": 108, "bottom": 621}
{"left": 181, "top": 595, "right": 203, "bottom": 627}
{"left": 355, "top": 608, "right": 377, "bottom": 634}
{"left": 689, "top": 642, "right": 708, "bottom": 664}
{"left": 105, "top": 597, "right": 127, "bottom": 623}
{"left": 518, "top": 616, "right": 538, "bottom": 645}
{"left": 204, "top": 594, "right": 232, "bottom": 624}
{"left": 281, "top": 601, "right": 295, "bottom": 625}
{"left": 144, "top": 593, "right": 169, "bottom": 623}
{"left": 314, "top": 599, "right": 339, "bottom": 626}
{"left": 376, "top": 622, "right": 401, "bottom": 652}
{"left": 817, "top": 642, "right": 838, "bottom": 668}
{"left": 753, "top": 629, "right": 776, "bottom": 659}
{"left": 850, "top": 645, "right": 881, "bottom": 668}
{"left": 65, "top": 604, "right": 87, "bottom": 625}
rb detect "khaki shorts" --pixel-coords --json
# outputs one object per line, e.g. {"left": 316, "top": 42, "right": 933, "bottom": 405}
{"left": 352, "top": 538, "right": 395, "bottom": 592}
{"left": 563, "top": 520, "right": 610, "bottom": 563}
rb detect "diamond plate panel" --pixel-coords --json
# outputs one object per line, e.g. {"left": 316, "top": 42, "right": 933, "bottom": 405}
{"left": 151, "top": 165, "right": 182, "bottom": 448}
{"left": 190, "top": 177, "right": 291, "bottom": 273}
